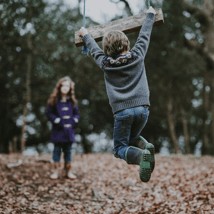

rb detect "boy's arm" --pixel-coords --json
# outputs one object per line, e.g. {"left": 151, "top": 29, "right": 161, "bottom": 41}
{"left": 79, "top": 27, "right": 105, "bottom": 68}
{"left": 132, "top": 12, "right": 155, "bottom": 58}
{"left": 82, "top": 34, "right": 106, "bottom": 68}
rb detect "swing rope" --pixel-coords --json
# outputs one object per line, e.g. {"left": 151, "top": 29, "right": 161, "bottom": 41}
{"left": 148, "top": 0, "right": 150, "bottom": 7}
{"left": 82, "top": 0, "right": 89, "bottom": 54}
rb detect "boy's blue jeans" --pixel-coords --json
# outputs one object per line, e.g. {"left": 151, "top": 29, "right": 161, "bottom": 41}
{"left": 113, "top": 106, "right": 149, "bottom": 161}
{"left": 53, "top": 143, "right": 72, "bottom": 162}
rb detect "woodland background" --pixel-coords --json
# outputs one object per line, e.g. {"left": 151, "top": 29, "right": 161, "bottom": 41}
{"left": 0, "top": 0, "right": 214, "bottom": 156}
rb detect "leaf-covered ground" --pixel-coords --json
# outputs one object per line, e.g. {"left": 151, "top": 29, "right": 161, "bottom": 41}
{"left": 0, "top": 153, "right": 213, "bottom": 214}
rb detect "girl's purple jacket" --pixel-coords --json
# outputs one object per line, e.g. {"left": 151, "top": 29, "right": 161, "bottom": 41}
{"left": 46, "top": 99, "right": 79, "bottom": 143}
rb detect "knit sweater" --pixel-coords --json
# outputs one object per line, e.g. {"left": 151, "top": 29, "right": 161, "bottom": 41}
{"left": 83, "top": 13, "right": 155, "bottom": 114}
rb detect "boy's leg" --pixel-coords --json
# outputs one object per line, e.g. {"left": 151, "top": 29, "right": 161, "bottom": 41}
{"left": 129, "top": 106, "right": 155, "bottom": 172}
{"left": 137, "top": 136, "right": 155, "bottom": 173}
{"left": 125, "top": 146, "right": 151, "bottom": 182}
{"left": 129, "top": 106, "right": 149, "bottom": 146}
{"left": 62, "top": 143, "right": 76, "bottom": 179}
{"left": 51, "top": 143, "right": 62, "bottom": 180}
{"left": 113, "top": 107, "right": 151, "bottom": 182}
{"left": 113, "top": 108, "right": 133, "bottom": 160}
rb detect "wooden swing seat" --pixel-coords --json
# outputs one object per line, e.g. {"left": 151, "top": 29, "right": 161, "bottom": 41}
{"left": 75, "top": 8, "right": 164, "bottom": 47}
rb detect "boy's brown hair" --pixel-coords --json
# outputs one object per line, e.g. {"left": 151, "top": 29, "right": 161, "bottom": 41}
{"left": 102, "top": 30, "right": 130, "bottom": 58}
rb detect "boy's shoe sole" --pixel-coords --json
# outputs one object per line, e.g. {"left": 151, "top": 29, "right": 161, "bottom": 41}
{"left": 139, "top": 150, "right": 151, "bottom": 183}
{"left": 145, "top": 143, "right": 155, "bottom": 173}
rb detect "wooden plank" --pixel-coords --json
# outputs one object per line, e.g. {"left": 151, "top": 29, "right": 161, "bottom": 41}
{"left": 75, "top": 8, "right": 164, "bottom": 47}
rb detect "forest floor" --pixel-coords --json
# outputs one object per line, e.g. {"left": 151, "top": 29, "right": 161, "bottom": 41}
{"left": 0, "top": 153, "right": 213, "bottom": 214}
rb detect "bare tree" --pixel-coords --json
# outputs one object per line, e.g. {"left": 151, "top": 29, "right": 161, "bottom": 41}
{"left": 166, "top": 96, "right": 180, "bottom": 153}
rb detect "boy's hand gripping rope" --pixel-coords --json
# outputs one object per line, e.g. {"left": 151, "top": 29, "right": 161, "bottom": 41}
{"left": 82, "top": 0, "right": 89, "bottom": 55}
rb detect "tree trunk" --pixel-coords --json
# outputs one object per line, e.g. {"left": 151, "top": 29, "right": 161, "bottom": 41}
{"left": 9, "top": 141, "right": 13, "bottom": 154}
{"left": 203, "top": 0, "right": 214, "bottom": 155}
{"left": 210, "top": 74, "right": 214, "bottom": 154}
{"left": 184, "top": 0, "right": 214, "bottom": 155}
{"left": 81, "top": 134, "right": 93, "bottom": 153}
{"left": 13, "top": 136, "right": 17, "bottom": 153}
{"left": 21, "top": 34, "right": 32, "bottom": 152}
{"left": 166, "top": 96, "right": 180, "bottom": 153}
{"left": 180, "top": 106, "right": 191, "bottom": 154}
{"left": 201, "top": 76, "right": 210, "bottom": 154}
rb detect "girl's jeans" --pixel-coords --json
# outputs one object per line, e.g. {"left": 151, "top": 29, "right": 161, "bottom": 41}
{"left": 53, "top": 142, "right": 72, "bottom": 162}
{"left": 113, "top": 106, "right": 149, "bottom": 161}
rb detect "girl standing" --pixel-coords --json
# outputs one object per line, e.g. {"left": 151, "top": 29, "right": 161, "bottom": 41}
{"left": 46, "top": 76, "right": 79, "bottom": 180}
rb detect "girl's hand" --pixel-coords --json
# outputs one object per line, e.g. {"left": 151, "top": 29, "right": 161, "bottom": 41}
{"left": 79, "top": 27, "right": 88, "bottom": 37}
{"left": 54, "top": 118, "right": 61, "bottom": 124}
{"left": 146, "top": 6, "right": 156, "bottom": 15}
{"left": 74, "top": 118, "right": 79, "bottom": 123}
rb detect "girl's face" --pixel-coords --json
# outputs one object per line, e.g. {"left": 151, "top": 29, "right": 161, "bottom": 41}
{"left": 60, "top": 80, "right": 70, "bottom": 95}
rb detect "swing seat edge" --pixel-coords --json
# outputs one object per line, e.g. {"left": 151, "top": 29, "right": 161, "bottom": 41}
{"left": 75, "top": 8, "right": 164, "bottom": 47}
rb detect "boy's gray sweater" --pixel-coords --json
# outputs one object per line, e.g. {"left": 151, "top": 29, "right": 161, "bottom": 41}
{"left": 83, "top": 13, "right": 155, "bottom": 114}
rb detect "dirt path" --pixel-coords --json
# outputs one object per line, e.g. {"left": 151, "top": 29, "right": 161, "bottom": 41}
{"left": 0, "top": 153, "right": 213, "bottom": 213}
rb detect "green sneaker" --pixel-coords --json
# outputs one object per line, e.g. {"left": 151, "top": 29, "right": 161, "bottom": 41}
{"left": 138, "top": 136, "right": 155, "bottom": 173}
{"left": 125, "top": 146, "right": 152, "bottom": 183}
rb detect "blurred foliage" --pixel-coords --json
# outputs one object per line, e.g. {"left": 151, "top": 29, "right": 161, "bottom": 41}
{"left": 146, "top": 0, "right": 206, "bottom": 153}
{"left": 0, "top": 0, "right": 213, "bottom": 155}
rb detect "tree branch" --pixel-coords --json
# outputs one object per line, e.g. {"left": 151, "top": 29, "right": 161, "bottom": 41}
{"left": 183, "top": 0, "right": 211, "bottom": 28}
{"left": 184, "top": 38, "right": 214, "bottom": 68}
{"left": 109, "top": 0, "right": 133, "bottom": 16}
{"left": 203, "top": 0, "right": 214, "bottom": 16}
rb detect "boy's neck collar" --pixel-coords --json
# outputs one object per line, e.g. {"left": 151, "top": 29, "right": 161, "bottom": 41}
{"left": 121, "top": 50, "right": 128, "bottom": 55}
{"left": 115, "top": 51, "right": 131, "bottom": 59}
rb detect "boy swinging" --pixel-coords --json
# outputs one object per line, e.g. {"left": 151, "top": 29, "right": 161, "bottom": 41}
{"left": 79, "top": 6, "right": 156, "bottom": 182}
